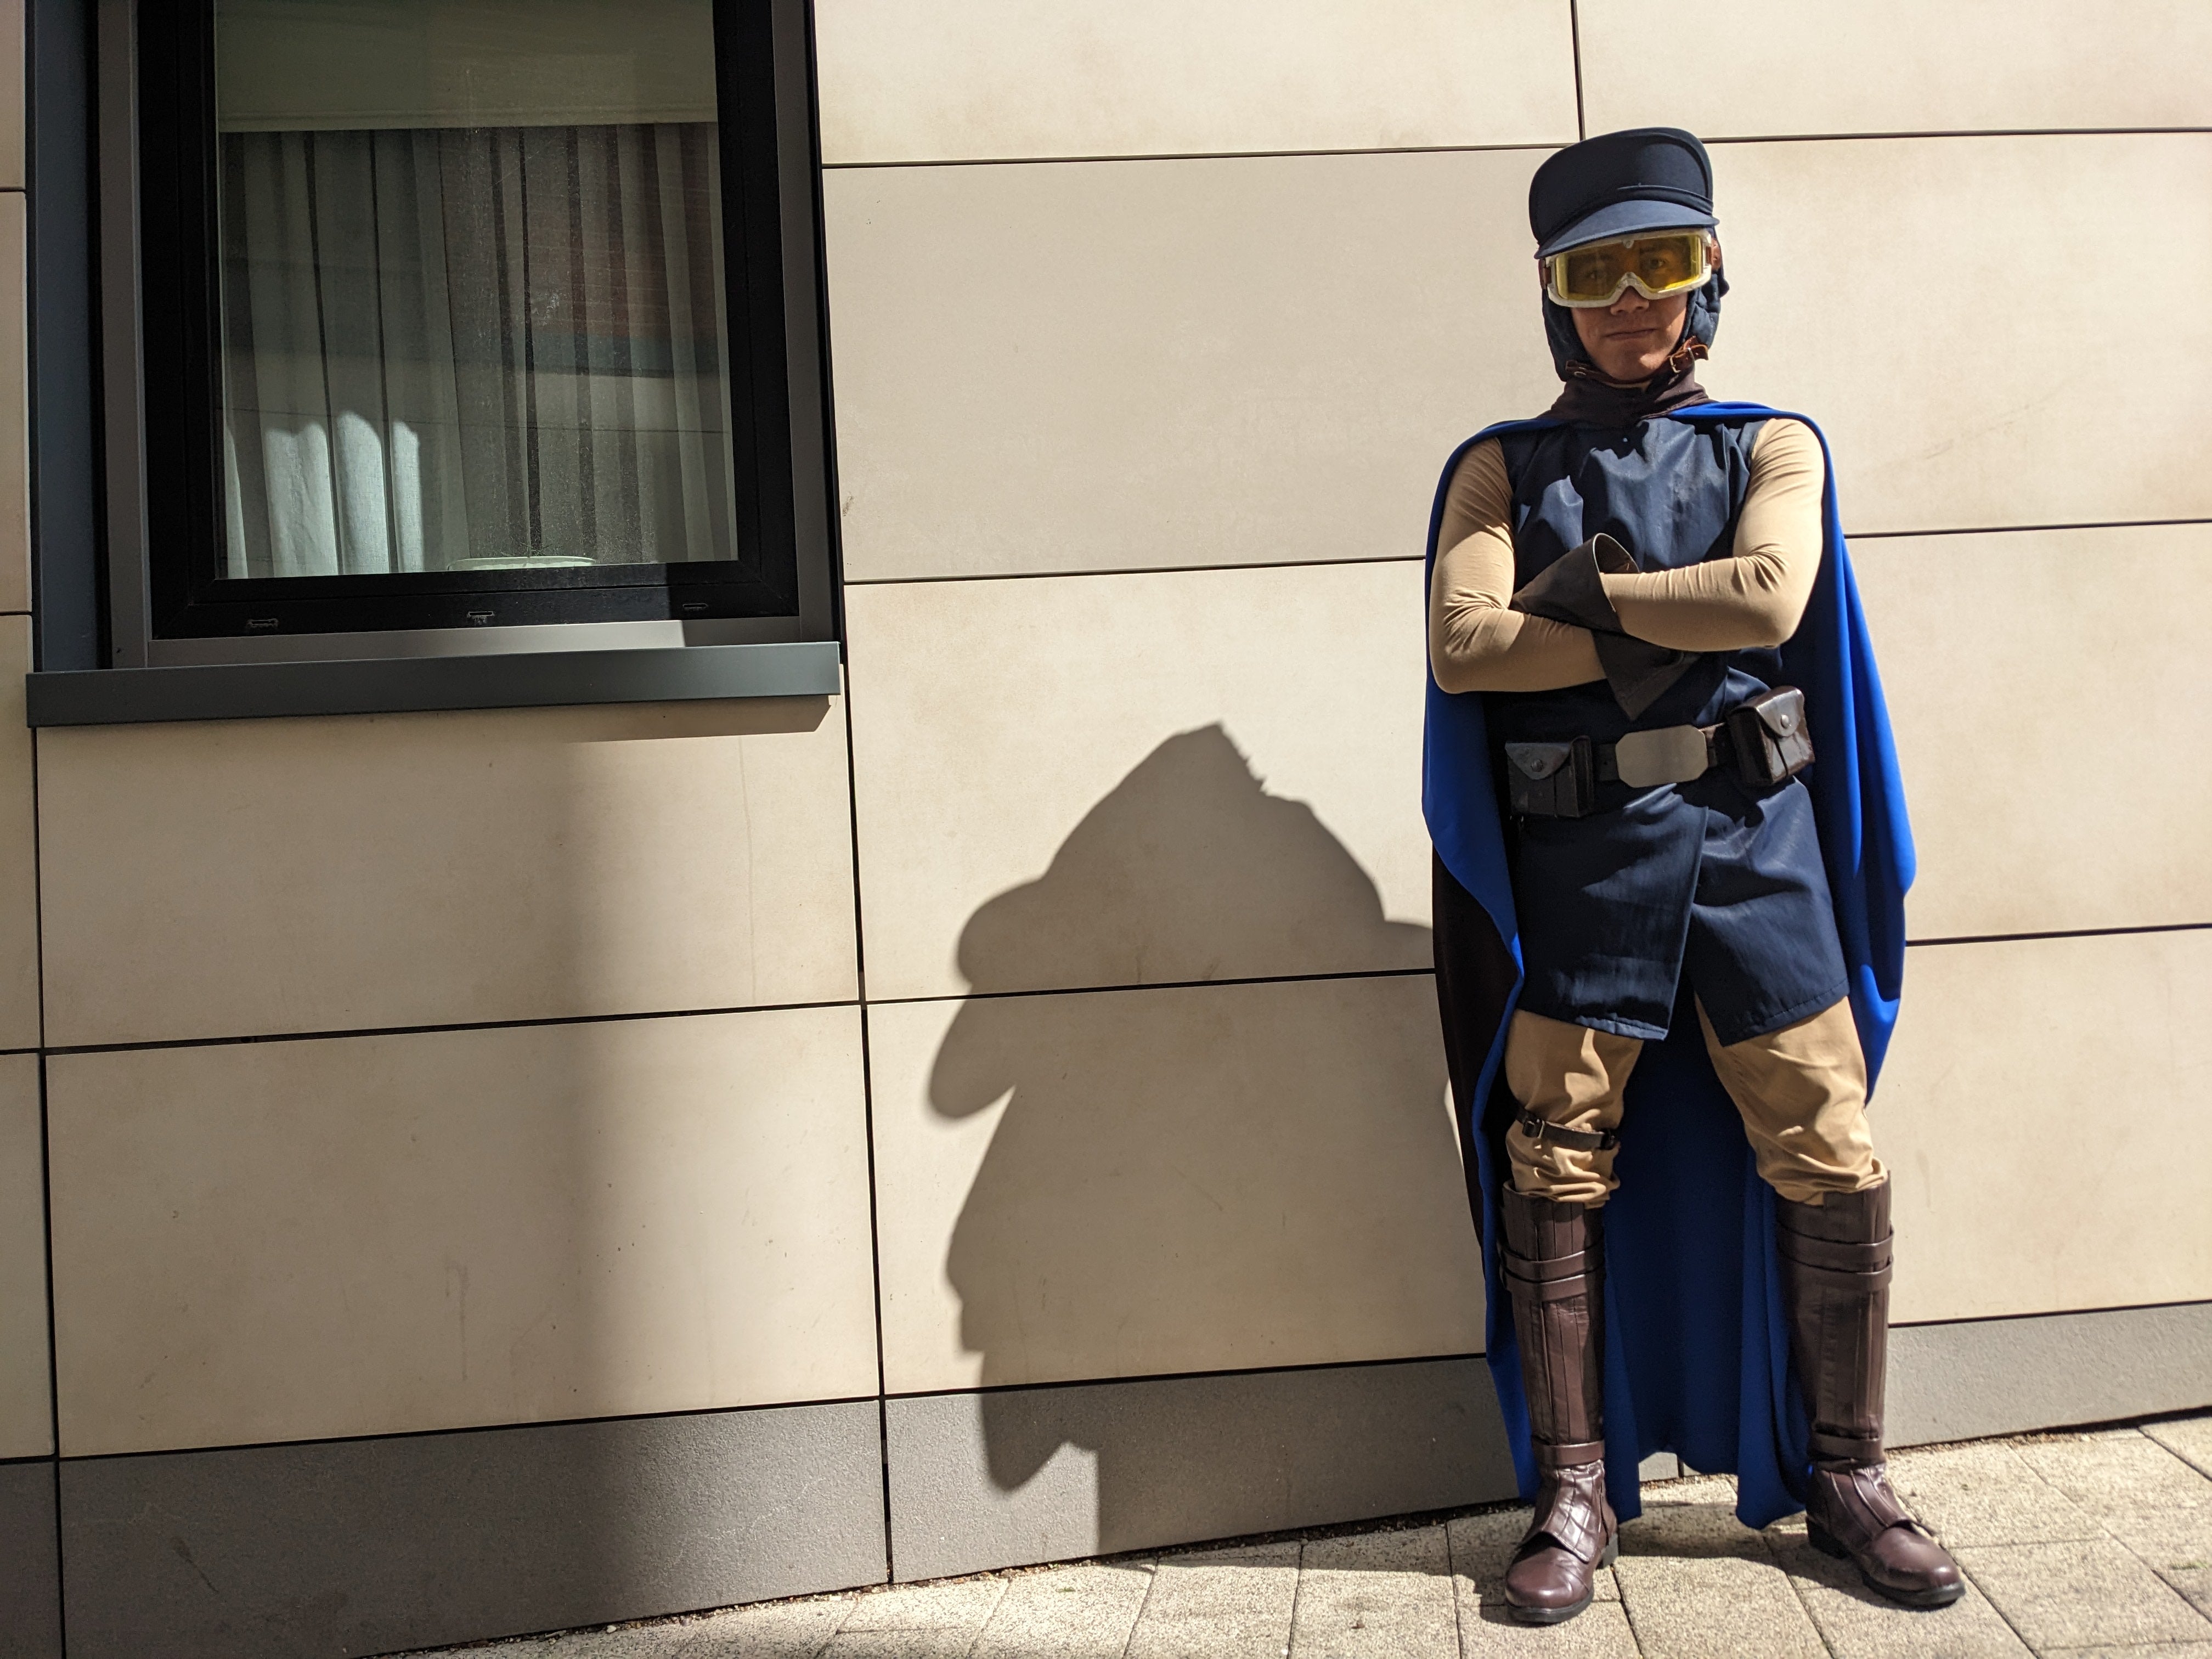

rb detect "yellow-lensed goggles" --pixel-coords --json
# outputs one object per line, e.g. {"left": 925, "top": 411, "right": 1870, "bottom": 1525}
{"left": 1544, "top": 230, "right": 1713, "bottom": 308}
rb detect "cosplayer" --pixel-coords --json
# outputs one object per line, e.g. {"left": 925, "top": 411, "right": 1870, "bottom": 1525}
{"left": 1423, "top": 128, "right": 1962, "bottom": 1624}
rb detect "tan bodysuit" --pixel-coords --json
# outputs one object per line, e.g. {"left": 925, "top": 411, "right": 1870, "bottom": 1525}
{"left": 1426, "top": 417, "right": 1882, "bottom": 1206}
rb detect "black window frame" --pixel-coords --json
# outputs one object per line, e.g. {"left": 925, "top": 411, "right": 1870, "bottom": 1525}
{"left": 63, "top": 0, "right": 840, "bottom": 684}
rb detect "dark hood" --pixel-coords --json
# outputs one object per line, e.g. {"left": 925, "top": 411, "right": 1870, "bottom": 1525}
{"left": 1542, "top": 266, "right": 1728, "bottom": 427}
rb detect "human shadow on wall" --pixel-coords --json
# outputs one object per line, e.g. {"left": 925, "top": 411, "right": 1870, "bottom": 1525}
{"left": 929, "top": 725, "right": 1479, "bottom": 1553}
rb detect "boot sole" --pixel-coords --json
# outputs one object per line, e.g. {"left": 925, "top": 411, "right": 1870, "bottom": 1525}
{"left": 1808, "top": 1524, "right": 1967, "bottom": 1609}
{"left": 1506, "top": 1537, "right": 1618, "bottom": 1624}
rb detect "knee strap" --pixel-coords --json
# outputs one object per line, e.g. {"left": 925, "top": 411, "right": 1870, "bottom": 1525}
{"left": 1516, "top": 1108, "right": 1620, "bottom": 1154}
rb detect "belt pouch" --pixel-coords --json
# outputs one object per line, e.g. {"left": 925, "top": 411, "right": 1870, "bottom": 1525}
{"left": 1725, "top": 685, "right": 1815, "bottom": 786}
{"left": 1504, "top": 737, "right": 1597, "bottom": 818}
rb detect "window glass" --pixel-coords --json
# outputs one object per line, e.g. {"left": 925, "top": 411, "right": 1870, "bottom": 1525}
{"left": 212, "top": 0, "right": 736, "bottom": 580}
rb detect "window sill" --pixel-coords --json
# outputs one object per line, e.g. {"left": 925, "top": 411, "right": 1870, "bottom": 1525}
{"left": 24, "top": 640, "right": 843, "bottom": 727}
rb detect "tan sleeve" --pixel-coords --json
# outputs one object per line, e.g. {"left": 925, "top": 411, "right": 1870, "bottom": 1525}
{"left": 1598, "top": 418, "right": 1826, "bottom": 651}
{"left": 1428, "top": 438, "right": 1605, "bottom": 694}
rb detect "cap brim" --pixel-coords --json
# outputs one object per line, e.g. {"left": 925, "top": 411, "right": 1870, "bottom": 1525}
{"left": 1536, "top": 200, "right": 1717, "bottom": 259}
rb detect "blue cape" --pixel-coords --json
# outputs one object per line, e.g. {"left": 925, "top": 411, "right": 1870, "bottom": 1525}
{"left": 1423, "top": 404, "right": 1914, "bottom": 1526}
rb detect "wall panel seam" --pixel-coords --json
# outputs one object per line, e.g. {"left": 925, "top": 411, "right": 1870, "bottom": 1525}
{"left": 1703, "top": 127, "right": 2212, "bottom": 145}
{"left": 54, "top": 1392, "right": 887, "bottom": 1466}
{"left": 840, "top": 518, "right": 2212, "bottom": 589}
{"left": 39, "top": 996, "right": 868, "bottom": 1058}
{"left": 822, "top": 140, "right": 1563, "bottom": 173}
{"left": 1849, "top": 516, "right": 2212, "bottom": 541}
{"left": 851, "top": 916, "right": 2211, "bottom": 1015}
{"left": 1907, "top": 922, "right": 2210, "bottom": 950}
{"left": 865, "top": 966, "right": 1436, "bottom": 1012}
{"left": 884, "top": 1349, "right": 1483, "bottom": 1404}
{"left": 837, "top": 616, "right": 898, "bottom": 1584}
{"left": 819, "top": 126, "right": 2212, "bottom": 176}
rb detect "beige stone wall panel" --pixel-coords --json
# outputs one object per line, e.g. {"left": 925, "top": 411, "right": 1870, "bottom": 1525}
{"left": 815, "top": 0, "right": 1576, "bottom": 165}
{"left": 868, "top": 975, "right": 1480, "bottom": 1395}
{"left": 1857, "top": 524, "right": 2212, "bottom": 941}
{"left": 1581, "top": 0, "right": 2212, "bottom": 138}
{"left": 0, "top": 617, "right": 37, "bottom": 1049}
{"left": 826, "top": 148, "right": 1559, "bottom": 584}
{"left": 47, "top": 1006, "right": 877, "bottom": 1457}
{"left": 1701, "top": 134, "right": 2212, "bottom": 534}
{"left": 37, "top": 697, "right": 858, "bottom": 1047}
{"left": 845, "top": 562, "right": 1432, "bottom": 1003}
{"left": 1881, "top": 929, "right": 2212, "bottom": 1325}
{"left": 0, "top": 1053, "right": 47, "bottom": 1458}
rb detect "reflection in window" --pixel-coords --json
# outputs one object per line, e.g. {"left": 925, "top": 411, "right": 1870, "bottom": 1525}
{"left": 214, "top": 0, "right": 735, "bottom": 580}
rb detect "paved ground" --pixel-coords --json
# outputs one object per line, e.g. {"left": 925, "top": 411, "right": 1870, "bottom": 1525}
{"left": 420, "top": 1412, "right": 2212, "bottom": 1658}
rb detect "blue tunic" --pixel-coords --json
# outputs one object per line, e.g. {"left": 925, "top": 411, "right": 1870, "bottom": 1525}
{"left": 1422, "top": 403, "right": 1914, "bottom": 1528}
{"left": 1491, "top": 417, "right": 1849, "bottom": 1044}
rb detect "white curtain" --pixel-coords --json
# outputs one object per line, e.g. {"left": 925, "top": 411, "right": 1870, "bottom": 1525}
{"left": 217, "top": 121, "right": 736, "bottom": 579}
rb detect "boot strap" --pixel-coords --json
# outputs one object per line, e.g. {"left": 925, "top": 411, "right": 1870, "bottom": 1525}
{"left": 1508, "top": 1268, "right": 1598, "bottom": 1304}
{"left": 1533, "top": 1437, "right": 1606, "bottom": 1471}
{"left": 1776, "top": 1228, "right": 1893, "bottom": 1276}
{"left": 1810, "top": 1426, "right": 1884, "bottom": 1463}
{"left": 1516, "top": 1109, "right": 1618, "bottom": 1153}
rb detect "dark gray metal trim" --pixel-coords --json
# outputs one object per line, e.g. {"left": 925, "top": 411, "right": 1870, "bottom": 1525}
{"left": 27, "top": 0, "right": 104, "bottom": 674}
{"left": 1890, "top": 1300, "right": 2212, "bottom": 1449}
{"left": 0, "top": 1459, "right": 62, "bottom": 1659}
{"left": 59, "top": 1400, "right": 887, "bottom": 1659}
{"left": 886, "top": 1357, "right": 1519, "bottom": 1583}
{"left": 24, "top": 640, "right": 844, "bottom": 725}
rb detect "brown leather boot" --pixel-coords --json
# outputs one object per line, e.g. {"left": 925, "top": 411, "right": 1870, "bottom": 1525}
{"left": 1498, "top": 1187, "right": 1618, "bottom": 1624}
{"left": 1777, "top": 1183, "right": 1963, "bottom": 1609}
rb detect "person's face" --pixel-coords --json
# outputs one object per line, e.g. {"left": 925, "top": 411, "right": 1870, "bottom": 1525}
{"left": 1571, "top": 285, "right": 1690, "bottom": 383}
{"left": 1554, "top": 234, "right": 1718, "bottom": 383}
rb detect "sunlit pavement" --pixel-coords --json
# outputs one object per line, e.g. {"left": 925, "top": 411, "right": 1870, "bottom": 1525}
{"left": 414, "top": 1412, "right": 2212, "bottom": 1658}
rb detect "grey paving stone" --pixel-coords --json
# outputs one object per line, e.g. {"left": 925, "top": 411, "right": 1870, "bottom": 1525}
{"left": 1640, "top": 1474, "right": 1738, "bottom": 1509}
{"left": 2039, "top": 1645, "right": 2212, "bottom": 1658}
{"left": 1884, "top": 1440, "right": 2103, "bottom": 1548}
{"left": 1125, "top": 1542, "right": 1299, "bottom": 1659}
{"left": 1615, "top": 1485, "right": 1767, "bottom": 1564}
{"left": 2144, "top": 1412, "right": 2212, "bottom": 1481}
{"left": 1764, "top": 1530, "right": 2030, "bottom": 1658}
{"left": 814, "top": 1635, "right": 968, "bottom": 1659}
{"left": 822, "top": 1579, "right": 1006, "bottom": 1658}
{"left": 1290, "top": 1523, "right": 1455, "bottom": 1658}
{"left": 1446, "top": 1506, "right": 1618, "bottom": 1605}
{"left": 2013, "top": 1429, "right": 2212, "bottom": 1612}
{"left": 1951, "top": 1538, "right": 2211, "bottom": 1650}
{"left": 1458, "top": 1601, "right": 1640, "bottom": 1656}
{"left": 431, "top": 1599, "right": 861, "bottom": 1659}
{"left": 2015, "top": 1430, "right": 2212, "bottom": 1530}
{"left": 970, "top": 1562, "right": 1155, "bottom": 1658}
{"left": 1613, "top": 1552, "right": 1827, "bottom": 1659}
{"left": 672, "top": 1596, "right": 861, "bottom": 1658}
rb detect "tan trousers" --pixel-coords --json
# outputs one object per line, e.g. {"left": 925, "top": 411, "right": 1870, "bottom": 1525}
{"left": 1505, "top": 999, "right": 1886, "bottom": 1206}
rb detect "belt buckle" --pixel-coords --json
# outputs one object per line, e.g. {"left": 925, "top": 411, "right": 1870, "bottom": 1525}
{"left": 1614, "top": 724, "right": 1710, "bottom": 788}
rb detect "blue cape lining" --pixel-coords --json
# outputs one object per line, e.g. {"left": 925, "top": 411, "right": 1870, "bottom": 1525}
{"left": 1421, "top": 404, "right": 1915, "bottom": 1526}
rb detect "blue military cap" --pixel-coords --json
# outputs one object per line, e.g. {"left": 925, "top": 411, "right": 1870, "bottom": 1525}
{"left": 1530, "top": 127, "right": 1717, "bottom": 257}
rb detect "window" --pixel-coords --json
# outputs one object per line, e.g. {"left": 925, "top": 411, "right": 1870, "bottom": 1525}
{"left": 101, "top": 0, "right": 835, "bottom": 669}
